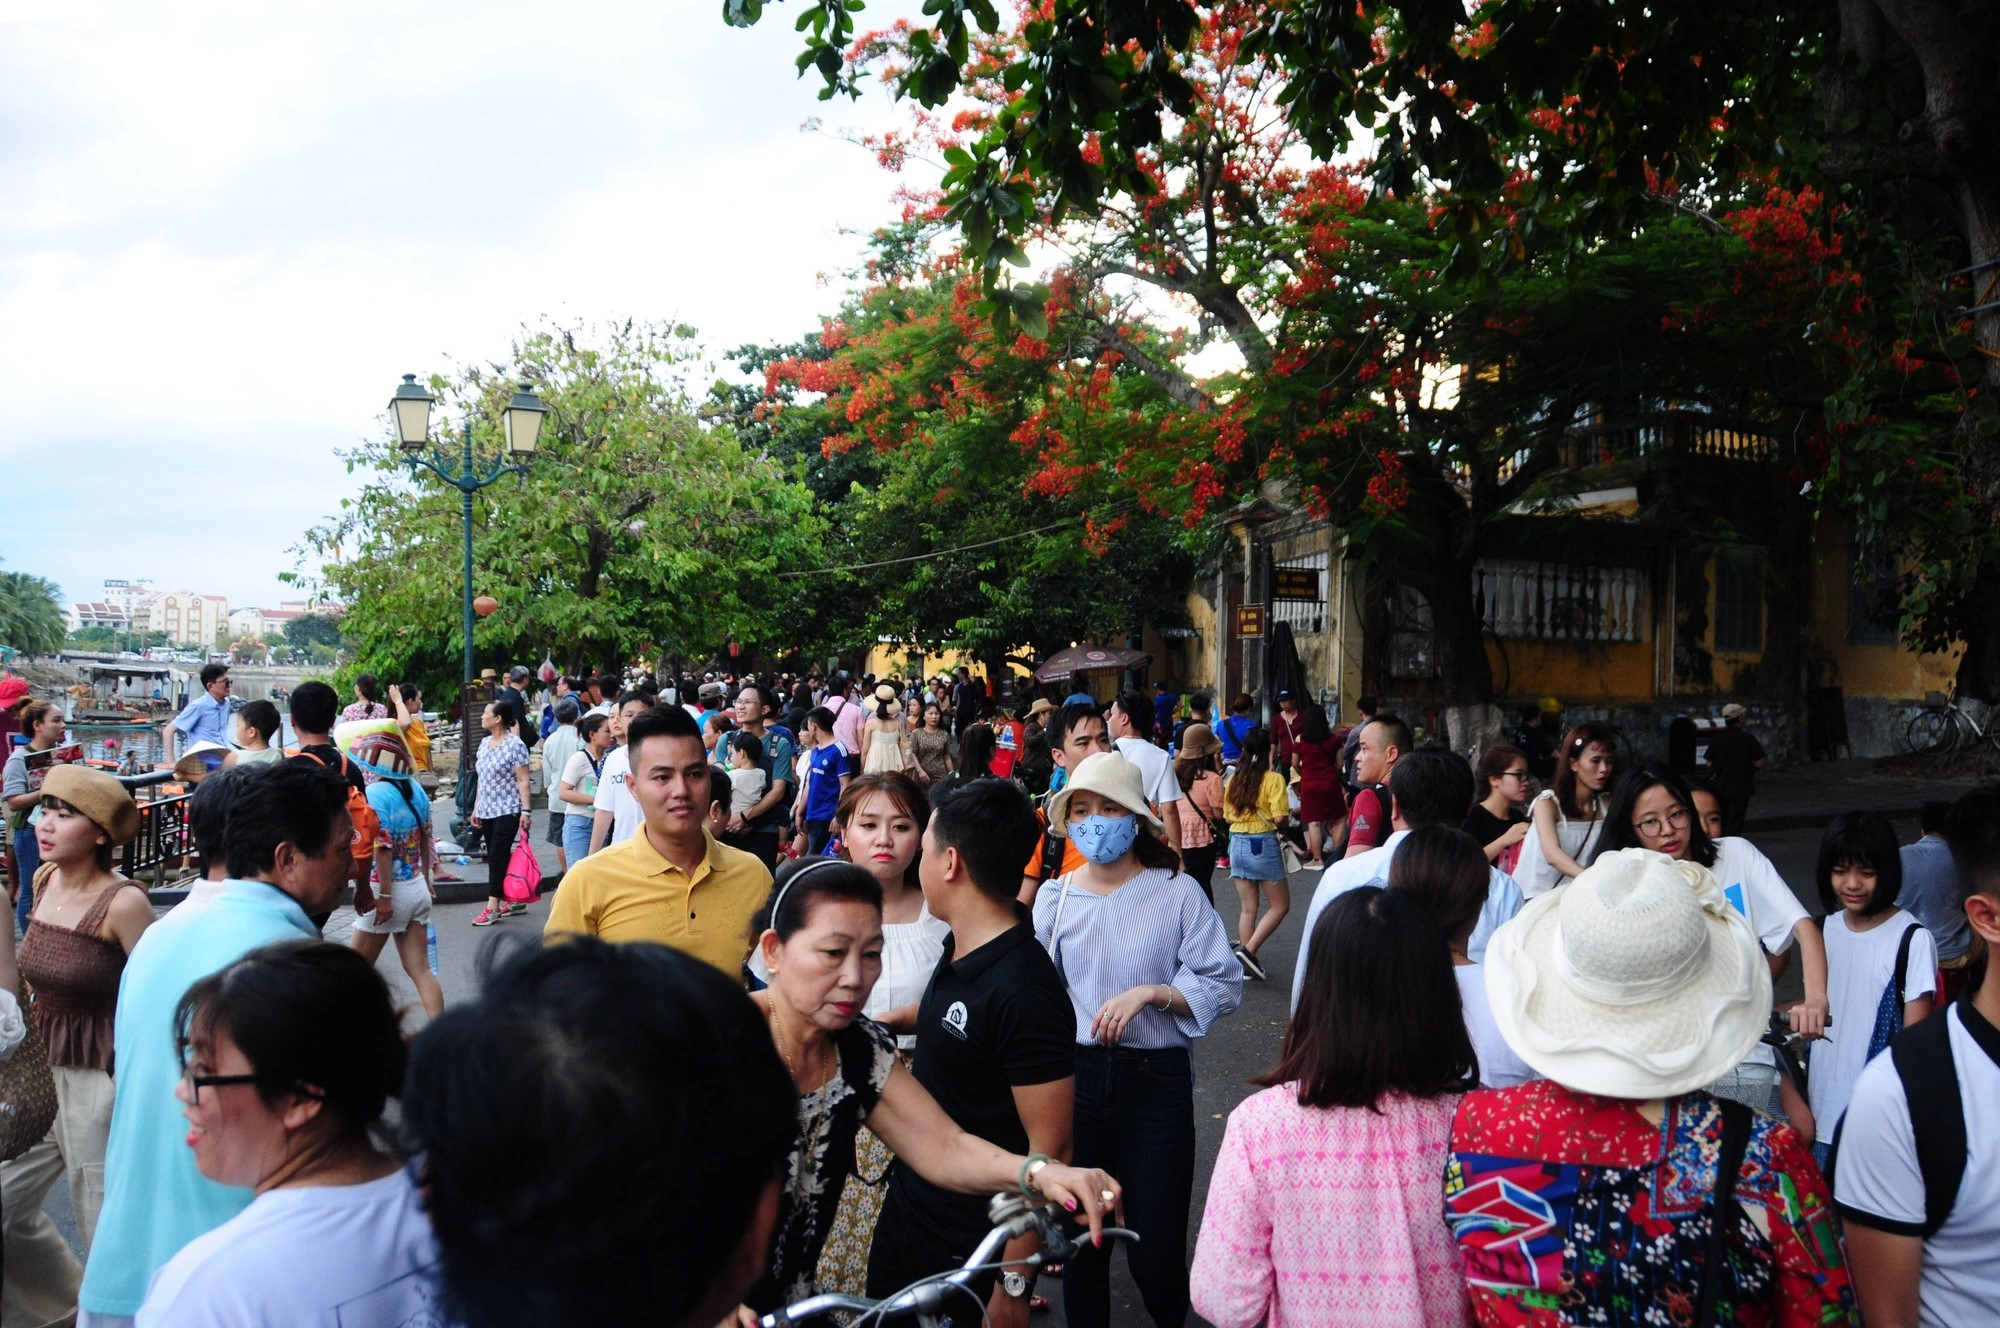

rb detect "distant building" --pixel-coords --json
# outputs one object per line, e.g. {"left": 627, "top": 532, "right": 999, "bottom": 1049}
{"left": 135, "top": 590, "right": 229, "bottom": 647}
{"left": 68, "top": 602, "right": 131, "bottom": 633}
{"left": 228, "top": 603, "right": 315, "bottom": 638}
{"left": 101, "top": 579, "right": 155, "bottom": 621}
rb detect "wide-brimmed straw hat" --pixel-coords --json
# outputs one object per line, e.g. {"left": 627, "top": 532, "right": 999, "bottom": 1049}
{"left": 1484, "top": 848, "right": 1769, "bottom": 1100}
{"left": 39, "top": 764, "right": 140, "bottom": 847}
{"left": 1045, "top": 752, "right": 1163, "bottom": 839}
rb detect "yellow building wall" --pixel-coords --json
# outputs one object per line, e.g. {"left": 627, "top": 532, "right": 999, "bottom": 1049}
{"left": 1802, "top": 521, "right": 1960, "bottom": 700}
{"left": 1487, "top": 638, "right": 1657, "bottom": 704}
{"left": 862, "top": 642, "right": 1033, "bottom": 687}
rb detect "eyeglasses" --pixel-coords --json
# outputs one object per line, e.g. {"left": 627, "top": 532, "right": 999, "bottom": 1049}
{"left": 1635, "top": 807, "right": 1690, "bottom": 838}
{"left": 178, "top": 1054, "right": 259, "bottom": 1103}
{"left": 1502, "top": 769, "right": 1530, "bottom": 780}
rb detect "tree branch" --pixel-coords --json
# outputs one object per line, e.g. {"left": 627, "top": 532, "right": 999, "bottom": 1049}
{"left": 1077, "top": 319, "right": 1212, "bottom": 412}
{"left": 1871, "top": 0, "right": 1987, "bottom": 162}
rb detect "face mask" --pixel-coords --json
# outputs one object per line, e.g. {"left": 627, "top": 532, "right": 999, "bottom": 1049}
{"left": 1070, "top": 813, "right": 1140, "bottom": 865}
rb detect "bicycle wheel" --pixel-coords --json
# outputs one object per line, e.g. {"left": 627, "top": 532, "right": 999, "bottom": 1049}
{"left": 1904, "top": 708, "right": 1956, "bottom": 756}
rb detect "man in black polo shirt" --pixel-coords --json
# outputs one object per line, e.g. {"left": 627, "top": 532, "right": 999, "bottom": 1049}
{"left": 867, "top": 778, "right": 1075, "bottom": 1327}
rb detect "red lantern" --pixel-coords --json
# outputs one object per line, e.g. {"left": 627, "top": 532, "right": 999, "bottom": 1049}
{"left": 473, "top": 595, "right": 499, "bottom": 618}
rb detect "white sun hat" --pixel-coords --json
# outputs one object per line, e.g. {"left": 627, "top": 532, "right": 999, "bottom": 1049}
{"left": 1484, "top": 847, "right": 1770, "bottom": 1100}
{"left": 1045, "top": 751, "right": 1163, "bottom": 839}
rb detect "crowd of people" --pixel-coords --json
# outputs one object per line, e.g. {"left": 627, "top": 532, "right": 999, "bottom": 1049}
{"left": 0, "top": 668, "right": 1994, "bottom": 1328}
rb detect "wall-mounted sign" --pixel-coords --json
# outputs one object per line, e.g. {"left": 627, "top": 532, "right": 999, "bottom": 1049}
{"left": 1235, "top": 605, "right": 1266, "bottom": 638}
{"left": 1272, "top": 568, "right": 1321, "bottom": 601}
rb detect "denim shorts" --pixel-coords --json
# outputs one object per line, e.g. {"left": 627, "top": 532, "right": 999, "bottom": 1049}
{"left": 1228, "top": 831, "right": 1284, "bottom": 881}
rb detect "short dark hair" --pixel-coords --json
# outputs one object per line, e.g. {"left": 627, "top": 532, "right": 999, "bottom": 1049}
{"left": 736, "top": 683, "right": 778, "bottom": 717}
{"left": 1476, "top": 744, "right": 1527, "bottom": 788}
{"left": 1357, "top": 694, "right": 1378, "bottom": 714}
{"left": 398, "top": 682, "right": 421, "bottom": 706}
{"left": 1920, "top": 799, "right": 1955, "bottom": 836}
{"left": 1111, "top": 689, "right": 1153, "bottom": 738}
{"left": 404, "top": 937, "right": 792, "bottom": 1328}
{"left": 929, "top": 778, "right": 1039, "bottom": 900}
{"left": 227, "top": 761, "right": 350, "bottom": 879}
{"left": 1387, "top": 748, "right": 1476, "bottom": 829}
{"left": 755, "top": 857, "right": 884, "bottom": 938}
{"left": 237, "top": 699, "right": 281, "bottom": 743}
{"left": 200, "top": 662, "right": 230, "bottom": 687}
{"left": 1594, "top": 762, "right": 1717, "bottom": 869}
{"left": 1051, "top": 700, "right": 1105, "bottom": 748}
{"left": 176, "top": 941, "right": 402, "bottom": 1144}
{"left": 576, "top": 713, "right": 609, "bottom": 743}
{"left": 1387, "top": 826, "right": 1490, "bottom": 945}
{"left": 189, "top": 766, "right": 250, "bottom": 874}
{"left": 1257, "top": 887, "right": 1474, "bottom": 1108}
{"left": 613, "top": 689, "right": 651, "bottom": 711}
{"left": 1816, "top": 811, "right": 1904, "bottom": 917}
{"left": 594, "top": 673, "right": 620, "bottom": 695}
{"left": 732, "top": 732, "right": 764, "bottom": 765}
{"left": 1365, "top": 712, "right": 1413, "bottom": 759}
{"left": 805, "top": 706, "right": 838, "bottom": 735}
{"left": 708, "top": 766, "right": 733, "bottom": 810}
{"left": 288, "top": 680, "right": 338, "bottom": 734}
{"left": 1189, "top": 693, "right": 1213, "bottom": 717}
{"left": 1229, "top": 693, "right": 1252, "bottom": 714}
{"left": 1948, "top": 784, "right": 2000, "bottom": 901}
{"left": 624, "top": 706, "right": 704, "bottom": 769}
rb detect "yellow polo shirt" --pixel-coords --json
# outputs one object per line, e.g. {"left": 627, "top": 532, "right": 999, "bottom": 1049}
{"left": 544, "top": 829, "right": 772, "bottom": 977}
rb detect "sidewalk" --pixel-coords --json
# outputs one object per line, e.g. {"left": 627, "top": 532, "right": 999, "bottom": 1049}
{"left": 1742, "top": 757, "right": 1983, "bottom": 832}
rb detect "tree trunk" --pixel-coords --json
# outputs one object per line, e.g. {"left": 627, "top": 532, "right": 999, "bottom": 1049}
{"left": 1425, "top": 560, "right": 1496, "bottom": 705}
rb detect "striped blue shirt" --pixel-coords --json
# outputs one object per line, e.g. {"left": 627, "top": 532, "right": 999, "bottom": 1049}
{"left": 1032, "top": 867, "right": 1243, "bottom": 1049}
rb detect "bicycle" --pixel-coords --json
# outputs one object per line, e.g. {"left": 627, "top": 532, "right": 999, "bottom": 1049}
{"left": 1902, "top": 688, "right": 2000, "bottom": 756}
{"left": 760, "top": 1194, "right": 1139, "bottom": 1328}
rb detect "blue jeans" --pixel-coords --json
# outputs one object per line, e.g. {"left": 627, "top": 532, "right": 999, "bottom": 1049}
{"left": 1062, "top": 1045, "right": 1194, "bottom": 1328}
{"left": 561, "top": 813, "right": 593, "bottom": 865}
{"left": 11, "top": 828, "right": 39, "bottom": 934}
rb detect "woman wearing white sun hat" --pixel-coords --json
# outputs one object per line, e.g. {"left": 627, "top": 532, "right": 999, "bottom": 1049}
{"left": 1033, "top": 751, "right": 1242, "bottom": 1328}
{"left": 1444, "top": 848, "right": 1856, "bottom": 1327}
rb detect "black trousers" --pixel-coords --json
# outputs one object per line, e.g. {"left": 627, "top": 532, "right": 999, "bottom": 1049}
{"left": 1180, "top": 843, "right": 1219, "bottom": 905}
{"left": 483, "top": 812, "right": 520, "bottom": 899}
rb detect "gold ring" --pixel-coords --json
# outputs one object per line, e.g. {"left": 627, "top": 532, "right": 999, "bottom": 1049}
{"left": 1100, "top": 1189, "right": 1116, "bottom": 1204}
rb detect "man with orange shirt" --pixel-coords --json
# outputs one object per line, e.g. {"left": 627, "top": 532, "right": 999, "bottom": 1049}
{"left": 1016, "top": 701, "right": 1114, "bottom": 902}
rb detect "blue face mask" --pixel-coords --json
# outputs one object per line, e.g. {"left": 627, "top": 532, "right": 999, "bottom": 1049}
{"left": 1069, "top": 813, "right": 1140, "bottom": 865}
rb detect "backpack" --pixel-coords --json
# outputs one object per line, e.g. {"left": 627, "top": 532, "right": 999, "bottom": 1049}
{"left": 295, "top": 748, "right": 379, "bottom": 867}
{"left": 1864, "top": 923, "right": 1922, "bottom": 1063}
{"left": 1826, "top": 1003, "right": 1968, "bottom": 1238}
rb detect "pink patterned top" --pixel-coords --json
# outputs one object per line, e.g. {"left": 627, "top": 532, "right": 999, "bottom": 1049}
{"left": 1190, "top": 1085, "right": 1472, "bottom": 1328}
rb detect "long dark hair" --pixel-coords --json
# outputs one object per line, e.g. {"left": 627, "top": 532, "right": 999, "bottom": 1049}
{"left": 1387, "top": 826, "right": 1490, "bottom": 947}
{"left": 1553, "top": 722, "right": 1615, "bottom": 819}
{"left": 1592, "top": 762, "right": 1717, "bottom": 868}
{"left": 1256, "top": 887, "right": 1475, "bottom": 1109}
{"left": 1225, "top": 728, "right": 1273, "bottom": 815}
{"left": 1301, "top": 703, "right": 1333, "bottom": 745}
{"left": 959, "top": 725, "right": 997, "bottom": 781}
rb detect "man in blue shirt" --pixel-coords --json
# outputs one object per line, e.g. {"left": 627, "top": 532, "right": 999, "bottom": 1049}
{"left": 80, "top": 761, "right": 354, "bottom": 1326}
{"left": 1900, "top": 799, "right": 1971, "bottom": 996}
{"left": 162, "top": 662, "right": 232, "bottom": 759}
{"left": 796, "top": 706, "right": 847, "bottom": 855}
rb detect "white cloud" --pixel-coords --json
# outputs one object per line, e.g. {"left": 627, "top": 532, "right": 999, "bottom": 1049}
{"left": 0, "top": 0, "right": 916, "bottom": 608}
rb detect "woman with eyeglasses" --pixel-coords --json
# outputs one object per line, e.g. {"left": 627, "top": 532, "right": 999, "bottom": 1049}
{"left": 1462, "top": 744, "right": 1532, "bottom": 873}
{"left": 136, "top": 941, "right": 432, "bottom": 1326}
{"left": 1592, "top": 762, "right": 1829, "bottom": 1136}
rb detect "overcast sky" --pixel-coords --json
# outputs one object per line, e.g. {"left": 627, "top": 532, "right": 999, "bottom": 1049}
{"left": 0, "top": 0, "right": 915, "bottom": 611}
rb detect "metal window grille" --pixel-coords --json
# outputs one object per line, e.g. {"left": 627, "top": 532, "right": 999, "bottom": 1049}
{"left": 1713, "top": 548, "right": 1765, "bottom": 654}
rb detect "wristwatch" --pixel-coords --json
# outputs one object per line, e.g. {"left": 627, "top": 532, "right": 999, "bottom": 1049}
{"left": 1001, "top": 1272, "right": 1032, "bottom": 1299}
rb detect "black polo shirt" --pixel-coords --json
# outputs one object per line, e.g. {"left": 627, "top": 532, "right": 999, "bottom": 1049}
{"left": 885, "top": 911, "right": 1075, "bottom": 1252}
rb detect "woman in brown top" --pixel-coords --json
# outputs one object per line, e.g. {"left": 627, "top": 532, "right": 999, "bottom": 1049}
{"left": 14, "top": 764, "right": 152, "bottom": 1267}
{"left": 906, "top": 702, "right": 953, "bottom": 787}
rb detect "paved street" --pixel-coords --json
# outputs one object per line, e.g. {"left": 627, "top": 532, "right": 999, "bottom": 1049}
{"left": 33, "top": 762, "right": 1975, "bottom": 1325}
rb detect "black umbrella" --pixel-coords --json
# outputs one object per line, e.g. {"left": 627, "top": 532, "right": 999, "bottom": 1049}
{"left": 1264, "top": 622, "right": 1307, "bottom": 710}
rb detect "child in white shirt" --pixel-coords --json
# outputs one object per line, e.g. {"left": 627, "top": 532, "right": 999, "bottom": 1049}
{"left": 727, "top": 734, "right": 769, "bottom": 817}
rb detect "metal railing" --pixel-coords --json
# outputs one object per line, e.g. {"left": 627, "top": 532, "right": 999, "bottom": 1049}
{"left": 1477, "top": 559, "right": 1648, "bottom": 643}
{"left": 117, "top": 775, "right": 192, "bottom": 880}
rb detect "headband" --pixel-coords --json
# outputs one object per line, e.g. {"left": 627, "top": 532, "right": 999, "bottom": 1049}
{"left": 768, "top": 857, "right": 846, "bottom": 933}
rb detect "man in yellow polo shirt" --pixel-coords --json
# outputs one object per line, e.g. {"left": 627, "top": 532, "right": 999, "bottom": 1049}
{"left": 546, "top": 705, "right": 772, "bottom": 977}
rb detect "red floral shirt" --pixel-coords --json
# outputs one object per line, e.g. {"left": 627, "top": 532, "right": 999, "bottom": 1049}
{"left": 1445, "top": 1081, "right": 1852, "bottom": 1327}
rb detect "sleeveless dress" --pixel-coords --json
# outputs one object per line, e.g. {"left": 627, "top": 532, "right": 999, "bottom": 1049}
{"left": 1514, "top": 788, "right": 1605, "bottom": 897}
{"left": 862, "top": 718, "right": 907, "bottom": 774}
{"left": 14, "top": 870, "right": 144, "bottom": 1260}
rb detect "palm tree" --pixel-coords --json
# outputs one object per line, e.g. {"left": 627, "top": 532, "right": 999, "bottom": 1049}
{"left": 0, "top": 567, "right": 68, "bottom": 657}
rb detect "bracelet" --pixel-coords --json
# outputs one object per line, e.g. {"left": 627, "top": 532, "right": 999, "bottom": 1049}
{"left": 1155, "top": 984, "right": 1174, "bottom": 1012}
{"left": 1018, "top": 1153, "right": 1054, "bottom": 1197}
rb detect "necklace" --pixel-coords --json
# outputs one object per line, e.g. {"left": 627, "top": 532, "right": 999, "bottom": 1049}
{"left": 767, "top": 998, "right": 833, "bottom": 1183}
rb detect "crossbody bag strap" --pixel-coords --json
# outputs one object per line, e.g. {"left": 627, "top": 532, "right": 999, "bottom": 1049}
{"left": 1693, "top": 1099, "right": 1753, "bottom": 1328}
{"left": 1046, "top": 878, "right": 1071, "bottom": 978}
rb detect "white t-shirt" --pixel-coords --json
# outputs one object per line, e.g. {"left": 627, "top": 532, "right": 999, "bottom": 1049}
{"left": 1808, "top": 908, "right": 1937, "bottom": 1142}
{"left": 591, "top": 745, "right": 642, "bottom": 847}
{"left": 1708, "top": 837, "right": 1807, "bottom": 1071}
{"left": 1114, "top": 737, "right": 1179, "bottom": 813}
{"left": 136, "top": 1169, "right": 438, "bottom": 1327}
{"left": 1834, "top": 1003, "right": 2000, "bottom": 1328}
{"left": 728, "top": 767, "right": 769, "bottom": 816}
{"left": 559, "top": 748, "right": 602, "bottom": 814}
{"left": 1457, "top": 964, "right": 1536, "bottom": 1089}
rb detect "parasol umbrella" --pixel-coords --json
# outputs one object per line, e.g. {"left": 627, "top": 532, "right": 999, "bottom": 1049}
{"left": 1033, "top": 645, "right": 1152, "bottom": 683}
{"left": 1265, "top": 622, "right": 1307, "bottom": 708}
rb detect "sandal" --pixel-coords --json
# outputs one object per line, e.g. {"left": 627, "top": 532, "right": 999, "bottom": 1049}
{"left": 471, "top": 907, "right": 502, "bottom": 927}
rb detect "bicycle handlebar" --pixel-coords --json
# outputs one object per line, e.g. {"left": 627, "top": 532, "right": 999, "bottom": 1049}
{"left": 762, "top": 1195, "right": 1140, "bottom": 1327}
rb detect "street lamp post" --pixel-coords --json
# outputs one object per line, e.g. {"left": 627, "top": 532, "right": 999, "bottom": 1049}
{"left": 387, "top": 374, "right": 547, "bottom": 770}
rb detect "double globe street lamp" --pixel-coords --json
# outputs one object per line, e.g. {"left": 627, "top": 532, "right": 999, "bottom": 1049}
{"left": 386, "top": 374, "right": 547, "bottom": 759}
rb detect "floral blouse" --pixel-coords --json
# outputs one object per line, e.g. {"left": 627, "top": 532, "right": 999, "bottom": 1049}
{"left": 340, "top": 700, "right": 389, "bottom": 724}
{"left": 751, "top": 1016, "right": 897, "bottom": 1312}
{"left": 473, "top": 734, "right": 530, "bottom": 819}
{"left": 1445, "top": 1081, "right": 1853, "bottom": 1327}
